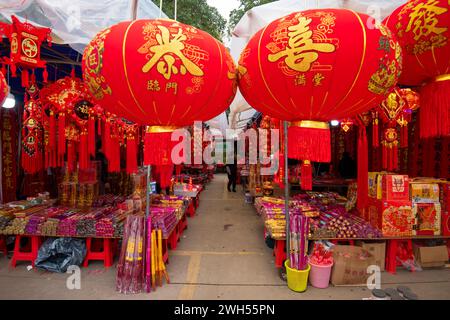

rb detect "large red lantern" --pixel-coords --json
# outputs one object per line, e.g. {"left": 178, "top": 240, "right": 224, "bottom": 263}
{"left": 83, "top": 19, "right": 236, "bottom": 186}
{"left": 0, "top": 15, "right": 52, "bottom": 87}
{"left": 384, "top": 0, "right": 449, "bottom": 138}
{"left": 238, "top": 9, "right": 402, "bottom": 189}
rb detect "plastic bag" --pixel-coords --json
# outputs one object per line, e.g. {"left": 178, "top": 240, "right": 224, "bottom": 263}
{"left": 35, "top": 238, "right": 86, "bottom": 273}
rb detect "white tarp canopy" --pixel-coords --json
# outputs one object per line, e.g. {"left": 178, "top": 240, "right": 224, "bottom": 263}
{"left": 0, "top": 0, "right": 167, "bottom": 54}
{"left": 227, "top": 0, "right": 408, "bottom": 129}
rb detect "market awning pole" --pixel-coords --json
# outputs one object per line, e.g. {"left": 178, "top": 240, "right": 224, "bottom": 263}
{"left": 131, "top": 0, "right": 139, "bottom": 20}
{"left": 283, "top": 121, "right": 290, "bottom": 264}
{"left": 146, "top": 165, "right": 151, "bottom": 218}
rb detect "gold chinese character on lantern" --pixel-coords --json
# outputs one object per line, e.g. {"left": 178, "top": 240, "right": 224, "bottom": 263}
{"left": 268, "top": 16, "right": 336, "bottom": 72}
{"left": 295, "top": 74, "right": 306, "bottom": 86}
{"left": 313, "top": 73, "right": 325, "bottom": 86}
{"left": 141, "top": 25, "right": 204, "bottom": 80}
{"left": 166, "top": 82, "right": 178, "bottom": 95}
{"left": 406, "top": 0, "right": 448, "bottom": 41}
{"left": 147, "top": 80, "right": 161, "bottom": 91}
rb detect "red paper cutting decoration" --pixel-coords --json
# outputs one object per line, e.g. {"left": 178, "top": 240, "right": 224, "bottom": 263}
{"left": 340, "top": 119, "right": 354, "bottom": 133}
{"left": 83, "top": 19, "right": 237, "bottom": 185}
{"left": 384, "top": 0, "right": 450, "bottom": 138}
{"left": 238, "top": 9, "right": 402, "bottom": 190}
{"left": 0, "top": 15, "right": 52, "bottom": 86}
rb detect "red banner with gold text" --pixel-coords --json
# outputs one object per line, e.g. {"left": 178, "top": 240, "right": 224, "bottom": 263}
{"left": 1, "top": 108, "right": 18, "bottom": 203}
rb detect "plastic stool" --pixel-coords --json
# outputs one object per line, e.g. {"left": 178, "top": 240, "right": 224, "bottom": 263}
{"left": 187, "top": 201, "right": 195, "bottom": 218}
{"left": 83, "top": 238, "right": 114, "bottom": 268}
{"left": 10, "top": 235, "right": 41, "bottom": 268}
{"left": 274, "top": 240, "right": 286, "bottom": 268}
{"left": 385, "top": 239, "right": 413, "bottom": 274}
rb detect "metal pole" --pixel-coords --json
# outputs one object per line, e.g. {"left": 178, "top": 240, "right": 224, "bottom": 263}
{"left": 283, "top": 121, "right": 290, "bottom": 263}
{"left": 174, "top": 0, "right": 177, "bottom": 21}
{"left": 131, "top": 0, "right": 139, "bottom": 20}
{"left": 159, "top": 0, "right": 163, "bottom": 18}
{"left": 146, "top": 165, "right": 151, "bottom": 217}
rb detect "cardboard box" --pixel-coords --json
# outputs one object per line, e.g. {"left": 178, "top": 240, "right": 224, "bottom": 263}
{"left": 358, "top": 241, "right": 386, "bottom": 272}
{"left": 331, "top": 245, "right": 376, "bottom": 286}
{"left": 382, "top": 174, "right": 409, "bottom": 201}
{"left": 410, "top": 183, "right": 440, "bottom": 203}
{"left": 368, "top": 172, "right": 380, "bottom": 199}
{"left": 413, "top": 202, "right": 441, "bottom": 236}
{"left": 367, "top": 198, "right": 414, "bottom": 237}
{"left": 413, "top": 245, "right": 448, "bottom": 268}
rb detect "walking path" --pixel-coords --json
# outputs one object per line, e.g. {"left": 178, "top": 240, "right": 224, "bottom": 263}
{"left": 0, "top": 174, "right": 449, "bottom": 299}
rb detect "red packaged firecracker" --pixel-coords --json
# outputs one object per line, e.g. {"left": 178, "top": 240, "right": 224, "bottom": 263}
{"left": 412, "top": 202, "right": 441, "bottom": 236}
{"left": 381, "top": 174, "right": 409, "bottom": 201}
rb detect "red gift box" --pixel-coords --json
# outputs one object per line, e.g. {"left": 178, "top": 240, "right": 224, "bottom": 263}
{"left": 440, "top": 182, "right": 450, "bottom": 236}
{"left": 367, "top": 198, "right": 414, "bottom": 237}
{"left": 413, "top": 203, "right": 441, "bottom": 236}
{"left": 381, "top": 174, "right": 409, "bottom": 201}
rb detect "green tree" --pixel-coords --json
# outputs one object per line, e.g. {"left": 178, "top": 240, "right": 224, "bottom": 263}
{"left": 228, "top": 0, "right": 276, "bottom": 34}
{"left": 151, "top": 0, "right": 226, "bottom": 41}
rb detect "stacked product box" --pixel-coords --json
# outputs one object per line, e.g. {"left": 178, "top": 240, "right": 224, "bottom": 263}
{"left": 410, "top": 180, "right": 441, "bottom": 236}
{"left": 439, "top": 182, "right": 450, "bottom": 236}
{"left": 367, "top": 173, "right": 414, "bottom": 236}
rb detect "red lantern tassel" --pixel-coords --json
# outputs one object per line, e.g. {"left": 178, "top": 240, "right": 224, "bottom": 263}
{"left": 419, "top": 78, "right": 450, "bottom": 138}
{"left": 21, "top": 69, "right": 29, "bottom": 87}
{"left": 104, "top": 120, "right": 111, "bottom": 162}
{"left": 79, "top": 131, "right": 89, "bottom": 170}
{"left": 357, "top": 125, "right": 368, "bottom": 214}
{"left": 67, "top": 142, "right": 75, "bottom": 173}
{"left": 401, "top": 124, "right": 408, "bottom": 148}
{"left": 288, "top": 125, "right": 331, "bottom": 162}
{"left": 392, "top": 142, "right": 398, "bottom": 171}
{"left": 43, "top": 67, "right": 48, "bottom": 83}
{"left": 88, "top": 117, "right": 96, "bottom": 158}
{"left": 58, "top": 113, "right": 66, "bottom": 164}
{"left": 158, "top": 165, "right": 174, "bottom": 189}
{"left": 143, "top": 131, "right": 175, "bottom": 166}
{"left": 300, "top": 160, "right": 313, "bottom": 191}
{"left": 372, "top": 117, "right": 379, "bottom": 148}
{"left": 382, "top": 141, "right": 387, "bottom": 170}
{"left": 49, "top": 112, "right": 56, "bottom": 150}
{"left": 126, "top": 136, "right": 138, "bottom": 174}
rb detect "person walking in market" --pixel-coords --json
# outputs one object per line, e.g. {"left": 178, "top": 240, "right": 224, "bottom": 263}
{"left": 226, "top": 151, "right": 238, "bottom": 192}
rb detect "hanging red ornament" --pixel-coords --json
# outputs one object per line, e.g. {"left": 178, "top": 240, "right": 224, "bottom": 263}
{"left": 238, "top": 9, "right": 401, "bottom": 190}
{"left": 21, "top": 98, "right": 44, "bottom": 174}
{"left": 340, "top": 118, "right": 354, "bottom": 133}
{"left": 0, "top": 71, "right": 8, "bottom": 106}
{"left": 384, "top": 0, "right": 450, "bottom": 138}
{"left": 125, "top": 123, "right": 138, "bottom": 174}
{"left": 0, "top": 15, "right": 52, "bottom": 86}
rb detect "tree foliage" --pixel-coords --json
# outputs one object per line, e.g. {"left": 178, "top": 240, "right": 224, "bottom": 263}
{"left": 151, "top": 0, "right": 227, "bottom": 41}
{"left": 228, "top": 0, "right": 276, "bottom": 34}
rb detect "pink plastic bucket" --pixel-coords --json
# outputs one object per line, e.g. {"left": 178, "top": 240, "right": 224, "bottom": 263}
{"left": 309, "top": 261, "right": 333, "bottom": 289}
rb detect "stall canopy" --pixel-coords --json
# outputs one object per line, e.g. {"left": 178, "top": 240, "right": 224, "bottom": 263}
{"left": 227, "top": 0, "right": 408, "bottom": 130}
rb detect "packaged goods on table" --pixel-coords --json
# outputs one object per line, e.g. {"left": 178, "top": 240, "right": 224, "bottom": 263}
{"left": 367, "top": 199, "right": 414, "bottom": 237}
{"left": 440, "top": 182, "right": 450, "bottom": 236}
{"left": 382, "top": 174, "right": 409, "bottom": 201}
{"left": 410, "top": 183, "right": 440, "bottom": 203}
{"left": 412, "top": 203, "right": 441, "bottom": 236}
{"left": 151, "top": 207, "right": 178, "bottom": 238}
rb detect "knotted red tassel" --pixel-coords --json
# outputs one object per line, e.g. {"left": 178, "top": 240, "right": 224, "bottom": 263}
{"left": 58, "top": 113, "right": 66, "bottom": 165}
{"left": 49, "top": 111, "right": 56, "bottom": 150}
{"left": 288, "top": 122, "right": 331, "bottom": 162}
{"left": 372, "top": 114, "right": 379, "bottom": 147}
{"left": 356, "top": 124, "right": 368, "bottom": 214}
{"left": 382, "top": 142, "right": 388, "bottom": 170}
{"left": 392, "top": 142, "right": 398, "bottom": 171}
{"left": 43, "top": 67, "right": 48, "bottom": 83}
{"left": 79, "top": 130, "right": 89, "bottom": 170}
{"left": 158, "top": 165, "right": 174, "bottom": 189}
{"left": 126, "top": 135, "right": 138, "bottom": 174}
{"left": 67, "top": 141, "right": 75, "bottom": 173}
{"left": 88, "top": 117, "right": 96, "bottom": 157}
{"left": 400, "top": 124, "right": 408, "bottom": 148}
{"left": 301, "top": 160, "right": 313, "bottom": 191}
{"left": 21, "top": 69, "right": 29, "bottom": 87}
{"left": 419, "top": 77, "right": 450, "bottom": 138}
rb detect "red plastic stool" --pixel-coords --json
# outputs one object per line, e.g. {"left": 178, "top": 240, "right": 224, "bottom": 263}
{"left": 83, "top": 238, "right": 114, "bottom": 268}
{"left": 385, "top": 239, "right": 413, "bottom": 274}
{"left": 274, "top": 240, "right": 286, "bottom": 268}
{"left": 10, "top": 235, "right": 41, "bottom": 268}
{"left": 0, "top": 236, "right": 8, "bottom": 256}
{"left": 187, "top": 201, "right": 195, "bottom": 218}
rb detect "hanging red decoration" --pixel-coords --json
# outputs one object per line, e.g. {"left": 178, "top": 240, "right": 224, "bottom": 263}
{"left": 21, "top": 98, "right": 44, "bottom": 174}
{"left": 238, "top": 9, "right": 402, "bottom": 190}
{"left": 384, "top": 0, "right": 450, "bottom": 138}
{"left": 125, "top": 123, "right": 138, "bottom": 174}
{"left": 340, "top": 118, "right": 354, "bottom": 133}
{"left": 83, "top": 19, "right": 237, "bottom": 185}
{"left": 0, "top": 15, "right": 52, "bottom": 86}
{"left": 0, "top": 71, "right": 8, "bottom": 105}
